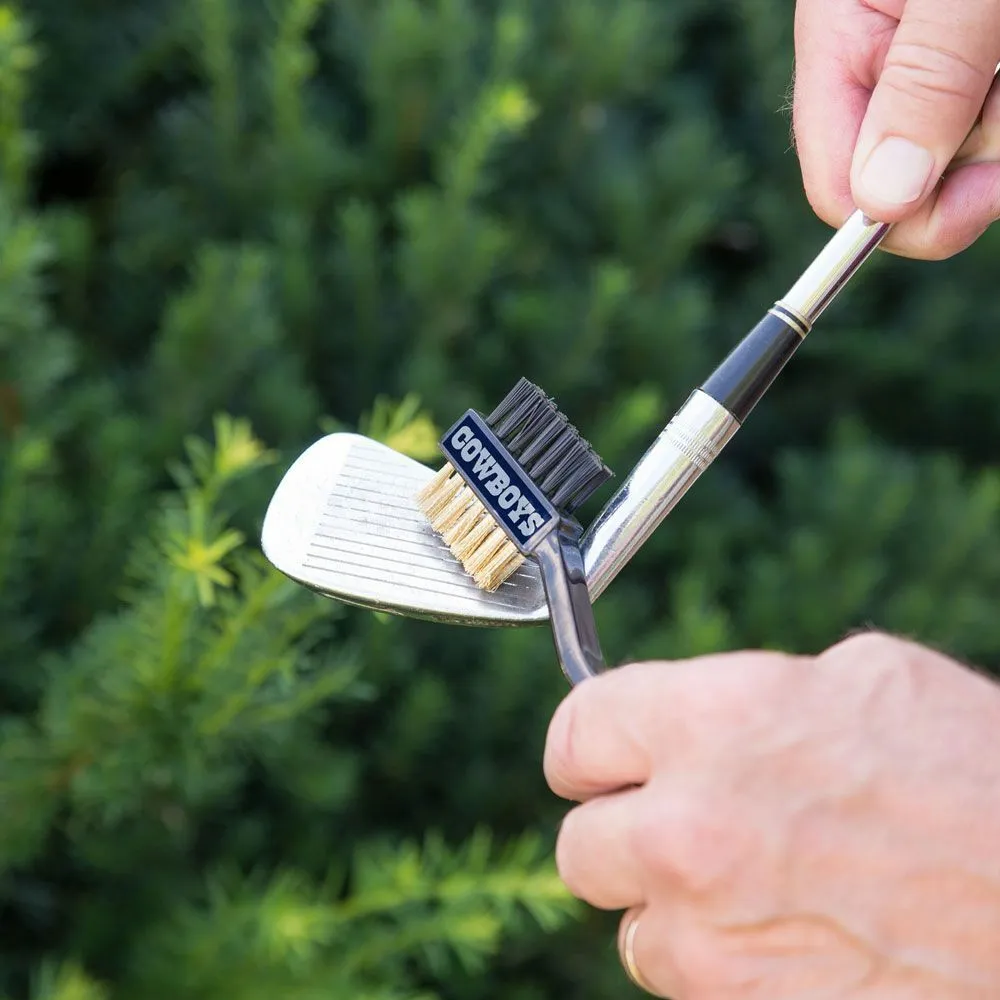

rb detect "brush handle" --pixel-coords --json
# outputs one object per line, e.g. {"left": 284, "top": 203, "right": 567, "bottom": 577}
{"left": 580, "top": 209, "right": 890, "bottom": 601}
{"left": 535, "top": 519, "right": 607, "bottom": 684}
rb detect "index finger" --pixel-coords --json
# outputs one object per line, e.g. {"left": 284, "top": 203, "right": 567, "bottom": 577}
{"left": 543, "top": 662, "right": 661, "bottom": 802}
{"left": 792, "top": 0, "right": 892, "bottom": 227}
{"left": 542, "top": 651, "right": 805, "bottom": 802}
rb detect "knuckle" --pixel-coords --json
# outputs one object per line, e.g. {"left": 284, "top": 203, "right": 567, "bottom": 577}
{"left": 818, "top": 629, "right": 927, "bottom": 700}
{"left": 821, "top": 629, "right": 906, "bottom": 670}
{"left": 903, "top": 240, "right": 959, "bottom": 262}
{"left": 704, "top": 651, "right": 803, "bottom": 723}
{"left": 920, "top": 213, "right": 989, "bottom": 261}
{"left": 669, "top": 920, "right": 743, "bottom": 996}
{"left": 650, "top": 652, "right": 806, "bottom": 756}
{"left": 881, "top": 39, "right": 993, "bottom": 108}
{"left": 633, "top": 789, "right": 749, "bottom": 897}
{"left": 883, "top": 221, "right": 970, "bottom": 262}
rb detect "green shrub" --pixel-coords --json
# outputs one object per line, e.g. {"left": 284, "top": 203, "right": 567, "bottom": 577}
{"left": 2, "top": 1, "right": 999, "bottom": 997}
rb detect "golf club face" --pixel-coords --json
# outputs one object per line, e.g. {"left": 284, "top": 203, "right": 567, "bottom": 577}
{"left": 261, "top": 433, "right": 550, "bottom": 627}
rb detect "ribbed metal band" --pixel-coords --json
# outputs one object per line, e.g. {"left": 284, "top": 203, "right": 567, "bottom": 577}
{"left": 581, "top": 390, "right": 739, "bottom": 601}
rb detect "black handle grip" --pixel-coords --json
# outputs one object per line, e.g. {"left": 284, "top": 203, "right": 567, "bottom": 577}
{"left": 699, "top": 308, "right": 806, "bottom": 424}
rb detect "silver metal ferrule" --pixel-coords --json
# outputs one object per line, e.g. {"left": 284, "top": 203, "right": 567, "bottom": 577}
{"left": 581, "top": 389, "right": 739, "bottom": 601}
{"left": 778, "top": 210, "right": 891, "bottom": 329}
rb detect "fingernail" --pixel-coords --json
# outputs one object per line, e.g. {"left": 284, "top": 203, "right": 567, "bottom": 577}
{"left": 857, "top": 136, "right": 934, "bottom": 207}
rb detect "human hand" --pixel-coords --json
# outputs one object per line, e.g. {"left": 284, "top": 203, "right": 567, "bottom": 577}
{"left": 545, "top": 633, "right": 1000, "bottom": 998}
{"left": 792, "top": 0, "right": 1000, "bottom": 259}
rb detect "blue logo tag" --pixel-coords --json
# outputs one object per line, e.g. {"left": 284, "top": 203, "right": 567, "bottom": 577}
{"left": 439, "top": 410, "right": 558, "bottom": 555}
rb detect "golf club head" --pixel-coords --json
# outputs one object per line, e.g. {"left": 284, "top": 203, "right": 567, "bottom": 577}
{"left": 261, "top": 433, "right": 550, "bottom": 626}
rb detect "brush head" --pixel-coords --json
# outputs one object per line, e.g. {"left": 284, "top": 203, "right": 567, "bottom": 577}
{"left": 416, "top": 378, "right": 612, "bottom": 592}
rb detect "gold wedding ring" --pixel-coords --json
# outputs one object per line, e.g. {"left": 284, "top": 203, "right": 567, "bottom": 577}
{"left": 618, "top": 907, "right": 658, "bottom": 995}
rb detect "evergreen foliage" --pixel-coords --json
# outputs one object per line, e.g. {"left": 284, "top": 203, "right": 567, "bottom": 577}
{"left": 2, "top": 0, "right": 999, "bottom": 997}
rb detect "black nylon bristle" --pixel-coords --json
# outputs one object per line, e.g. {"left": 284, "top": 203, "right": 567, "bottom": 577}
{"left": 486, "top": 377, "right": 537, "bottom": 436}
{"left": 483, "top": 378, "right": 612, "bottom": 514}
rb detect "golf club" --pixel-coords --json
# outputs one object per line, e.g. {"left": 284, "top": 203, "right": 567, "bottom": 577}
{"left": 263, "top": 209, "right": 890, "bottom": 626}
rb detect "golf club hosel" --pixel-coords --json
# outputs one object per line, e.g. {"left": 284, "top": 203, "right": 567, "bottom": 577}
{"left": 581, "top": 390, "right": 739, "bottom": 600}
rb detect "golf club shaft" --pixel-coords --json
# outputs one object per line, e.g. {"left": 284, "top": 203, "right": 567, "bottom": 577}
{"left": 580, "top": 209, "right": 891, "bottom": 600}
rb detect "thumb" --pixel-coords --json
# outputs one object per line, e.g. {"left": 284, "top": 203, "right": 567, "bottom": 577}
{"left": 850, "top": 0, "right": 1000, "bottom": 222}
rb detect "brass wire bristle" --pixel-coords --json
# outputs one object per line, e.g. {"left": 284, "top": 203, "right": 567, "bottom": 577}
{"left": 416, "top": 378, "right": 612, "bottom": 592}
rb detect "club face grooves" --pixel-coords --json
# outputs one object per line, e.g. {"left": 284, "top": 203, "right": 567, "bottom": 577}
{"left": 261, "top": 433, "right": 550, "bottom": 625}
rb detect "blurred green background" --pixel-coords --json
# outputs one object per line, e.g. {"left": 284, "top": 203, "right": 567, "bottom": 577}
{"left": 2, "top": 0, "right": 999, "bottom": 997}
